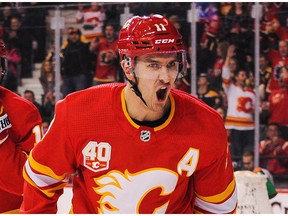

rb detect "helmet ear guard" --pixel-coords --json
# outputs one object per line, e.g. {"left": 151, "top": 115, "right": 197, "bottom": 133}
{"left": 125, "top": 57, "right": 132, "bottom": 67}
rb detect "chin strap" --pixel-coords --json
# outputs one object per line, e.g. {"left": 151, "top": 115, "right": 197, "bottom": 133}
{"left": 123, "top": 57, "right": 148, "bottom": 106}
{"left": 126, "top": 71, "right": 147, "bottom": 106}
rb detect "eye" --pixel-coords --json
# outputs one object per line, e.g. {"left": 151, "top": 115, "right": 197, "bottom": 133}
{"left": 167, "top": 61, "right": 176, "bottom": 68}
{"left": 167, "top": 61, "right": 178, "bottom": 71}
{"left": 147, "top": 63, "right": 161, "bottom": 70}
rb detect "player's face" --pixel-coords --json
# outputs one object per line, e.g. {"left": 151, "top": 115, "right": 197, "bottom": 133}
{"left": 134, "top": 53, "right": 178, "bottom": 111}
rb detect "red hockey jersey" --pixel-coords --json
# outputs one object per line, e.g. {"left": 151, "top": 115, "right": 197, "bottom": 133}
{"left": 21, "top": 84, "right": 237, "bottom": 214}
{"left": 268, "top": 88, "right": 288, "bottom": 126}
{"left": 0, "top": 86, "right": 42, "bottom": 213}
{"left": 266, "top": 49, "right": 288, "bottom": 92}
{"left": 93, "top": 39, "right": 118, "bottom": 83}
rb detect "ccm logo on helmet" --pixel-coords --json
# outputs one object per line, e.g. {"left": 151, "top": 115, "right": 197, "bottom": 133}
{"left": 155, "top": 39, "right": 175, "bottom": 44}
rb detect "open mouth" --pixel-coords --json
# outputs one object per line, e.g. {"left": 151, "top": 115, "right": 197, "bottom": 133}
{"left": 156, "top": 87, "right": 168, "bottom": 101}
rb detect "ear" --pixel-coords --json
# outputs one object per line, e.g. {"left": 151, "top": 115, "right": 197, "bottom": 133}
{"left": 121, "top": 59, "right": 134, "bottom": 80}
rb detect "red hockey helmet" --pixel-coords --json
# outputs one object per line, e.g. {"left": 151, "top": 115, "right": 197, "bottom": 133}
{"left": 118, "top": 14, "right": 187, "bottom": 76}
{"left": 0, "top": 40, "right": 7, "bottom": 82}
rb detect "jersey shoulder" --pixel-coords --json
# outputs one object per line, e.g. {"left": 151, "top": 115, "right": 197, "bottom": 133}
{"left": 0, "top": 86, "right": 42, "bottom": 139}
{"left": 0, "top": 86, "right": 41, "bottom": 121}
{"left": 171, "top": 89, "right": 226, "bottom": 152}
{"left": 171, "top": 88, "right": 222, "bottom": 123}
{"left": 57, "top": 83, "right": 125, "bottom": 117}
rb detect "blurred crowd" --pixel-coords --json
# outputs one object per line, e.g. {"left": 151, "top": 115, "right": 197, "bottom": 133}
{"left": 0, "top": 2, "right": 288, "bottom": 185}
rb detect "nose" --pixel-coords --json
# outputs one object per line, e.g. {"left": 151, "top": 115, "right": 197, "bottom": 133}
{"left": 158, "top": 67, "right": 171, "bottom": 83}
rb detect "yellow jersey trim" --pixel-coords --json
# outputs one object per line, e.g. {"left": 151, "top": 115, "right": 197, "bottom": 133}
{"left": 196, "top": 178, "right": 236, "bottom": 203}
{"left": 29, "top": 150, "right": 66, "bottom": 181}
{"left": 120, "top": 89, "right": 175, "bottom": 131}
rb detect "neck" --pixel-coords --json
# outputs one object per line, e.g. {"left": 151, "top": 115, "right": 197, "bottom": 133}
{"left": 236, "top": 81, "right": 245, "bottom": 89}
{"left": 106, "top": 37, "right": 114, "bottom": 43}
{"left": 198, "top": 85, "right": 207, "bottom": 94}
{"left": 123, "top": 85, "right": 170, "bottom": 121}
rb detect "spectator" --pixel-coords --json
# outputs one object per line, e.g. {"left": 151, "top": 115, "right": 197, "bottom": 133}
{"left": 222, "top": 45, "right": 256, "bottom": 159}
{"left": 41, "top": 91, "right": 55, "bottom": 122}
{"left": 197, "top": 73, "right": 221, "bottom": 108}
{"left": 61, "top": 27, "right": 92, "bottom": 98}
{"left": 16, "top": 3, "right": 47, "bottom": 62}
{"left": 90, "top": 24, "right": 119, "bottom": 85}
{"left": 221, "top": 2, "right": 253, "bottom": 54}
{"left": 2, "top": 37, "right": 21, "bottom": 92}
{"left": 215, "top": 106, "right": 226, "bottom": 121}
{"left": 61, "top": 27, "right": 84, "bottom": 50}
{"left": 4, "top": 15, "right": 33, "bottom": 78}
{"left": 208, "top": 41, "right": 229, "bottom": 91}
{"left": 76, "top": 2, "right": 106, "bottom": 42}
{"left": 262, "top": 63, "right": 288, "bottom": 140}
{"left": 39, "top": 60, "right": 55, "bottom": 95}
{"left": 199, "top": 3, "right": 221, "bottom": 54}
{"left": 41, "top": 117, "right": 51, "bottom": 135}
{"left": 259, "top": 123, "right": 288, "bottom": 176}
{"left": 45, "top": 40, "right": 55, "bottom": 65}
{"left": 227, "top": 56, "right": 239, "bottom": 77}
{"left": 265, "top": 40, "right": 288, "bottom": 93}
{"left": 23, "top": 89, "right": 43, "bottom": 116}
{"left": 259, "top": 54, "right": 272, "bottom": 101}
{"left": 261, "top": 3, "right": 288, "bottom": 43}
{"left": 242, "top": 150, "right": 277, "bottom": 199}
{"left": 0, "top": 5, "right": 14, "bottom": 36}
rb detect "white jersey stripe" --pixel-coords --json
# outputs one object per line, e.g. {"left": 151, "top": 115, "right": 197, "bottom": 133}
{"left": 194, "top": 187, "right": 238, "bottom": 213}
{"left": 25, "top": 161, "right": 68, "bottom": 188}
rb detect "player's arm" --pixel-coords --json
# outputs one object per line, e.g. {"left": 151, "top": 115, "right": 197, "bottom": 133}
{"left": 21, "top": 99, "right": 76, "bottom": 213}
{"left": 0, "top": 106, "right": 42, "bottom": 196}
{"left": 193, "top": 117, "right": 238, "bottom": 214}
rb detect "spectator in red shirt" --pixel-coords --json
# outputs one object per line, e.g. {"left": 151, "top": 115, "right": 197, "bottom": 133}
{"left": 90, "top": 24, "right": 119, "bottom": 85}
{"left": 265, "top": 40, "right": 288, "bottom": 93}
{"left": 259, "top": 123, "right": 288, "bottom": 175}
{"left": 262, "top": 62, "right": 288, "bottom": 140}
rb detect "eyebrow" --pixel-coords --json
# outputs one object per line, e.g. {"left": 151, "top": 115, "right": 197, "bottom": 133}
{"left": 143, "top": 58, "right": 160, "bottom": 64}
{"left": 142, "top": 57, "right": 177, "bottom": 64}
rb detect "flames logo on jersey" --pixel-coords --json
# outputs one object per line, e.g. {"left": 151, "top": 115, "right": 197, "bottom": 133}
{"left": 99, "top": 50, "right": 117, "bottom": 65}
{"left": 237, "top": 97, "right": 253, "bottom": 113}
{"left": 271, "top": 93, "right": 284, "bottom": 104}
{"left": 94, "top": 169, "right": 178, "bottom": 214}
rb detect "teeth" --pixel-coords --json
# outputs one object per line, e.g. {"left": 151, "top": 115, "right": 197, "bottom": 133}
{"left": 160, "top": 87, "right": 167, "bottom": 90}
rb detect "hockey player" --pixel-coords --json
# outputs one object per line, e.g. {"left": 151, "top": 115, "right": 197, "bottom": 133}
{"left": 0, "top": 40, "right": 43, "bottom": 213}
{"left": 21, "top": 15, "right": 237, "bottom": 214}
